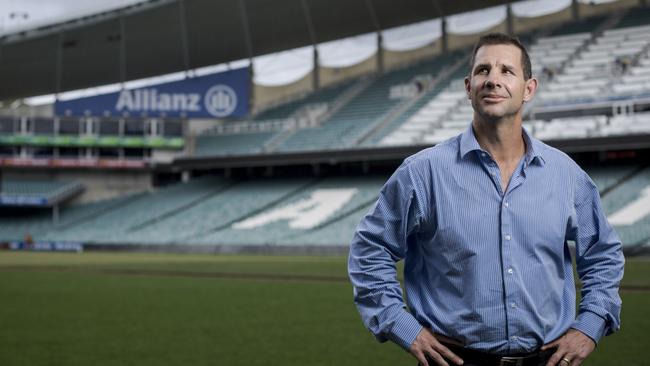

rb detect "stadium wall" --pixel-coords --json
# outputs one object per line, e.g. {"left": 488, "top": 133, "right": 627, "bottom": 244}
{"left": 383, "top": 41, "right": 442, "bottom": 71}
{"left": 253, "top": 72, "right": 314, "bottom": 113}
{"left": 512, "top": 7, "right": 573, "bottom": 34}
{"left": 447, "top": 22, "right": 508, "bottom": 51}
{"left": 319, "top": 55, "right": 378, "bottom": 88}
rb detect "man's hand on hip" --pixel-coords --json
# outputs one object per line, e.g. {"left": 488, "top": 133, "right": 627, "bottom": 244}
{"left": 541, "top": 328, "right": 596, "bottom": 366}
{"left": 409, "top": 328, "right": 464, "bottom": 366}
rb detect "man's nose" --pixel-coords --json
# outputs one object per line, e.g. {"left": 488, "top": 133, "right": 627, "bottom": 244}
{"left": 484, "top": 71, "right": 501, "bottom": 88}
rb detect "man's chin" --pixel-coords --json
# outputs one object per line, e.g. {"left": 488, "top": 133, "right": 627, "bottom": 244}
{"left": 477, "top": 110, "right": 505, "bottom": 122}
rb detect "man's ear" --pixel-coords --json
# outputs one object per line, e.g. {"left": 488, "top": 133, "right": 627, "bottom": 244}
{"left": 523, "top": 77, "right": 538, "bottom": 102}
{"left": 464, "top": 77, "right": 471, "bottom": 99}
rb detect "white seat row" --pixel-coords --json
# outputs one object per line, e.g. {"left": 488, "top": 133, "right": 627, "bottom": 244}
{"left": 621, "top": 74, "right": 650, "bottom": 84}
{"left": 535, "top": 32, "right": 591, "bottom": 45}
{"left": 603, "top": 24, "right": 650, "bottom": 37}
{"left": 612, "top": 83, "right": 650, "bottom": 95}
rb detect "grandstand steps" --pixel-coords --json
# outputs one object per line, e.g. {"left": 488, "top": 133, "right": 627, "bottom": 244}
{"left": 127, "top": 178, "right": 240, "bottom": 232}
{"left": 261, "top": 128, "right": 295, "bottom": 153}
{"left": 324, "top": 78, "right": 375, "bottom": 122}
{"left": 180, "top": 177, "right": 323, "bottom": 241}
{"left": 355, "top": 54, "right": 469, "bottom": 146}
{"left": 601, "top": 165, "right": 650, "bottom": 247}
{"left": 52, "top": 192, "right": 147, "bottom": 231}
{"left": 598, "top": 164, "right": 647, "bottom": 196}
{"left": 280, "top": 197, "right": 376, "bottom": 244}
{"left": 598, "top": 10, "right": 626, "bottom": 34}
{"left": 263, "top": 79, "right": 372, "bottom": 153}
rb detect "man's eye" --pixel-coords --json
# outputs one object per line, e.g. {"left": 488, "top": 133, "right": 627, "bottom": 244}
{"left": 478, "top": 68, "right": 488, "bottom": 74}
{"left": 504, "top": 69, "right": 513, "bottom": 74}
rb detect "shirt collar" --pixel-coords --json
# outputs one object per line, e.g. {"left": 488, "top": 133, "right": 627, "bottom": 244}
{"left": 459, "top": 124, "right": 546, "bottom": 167}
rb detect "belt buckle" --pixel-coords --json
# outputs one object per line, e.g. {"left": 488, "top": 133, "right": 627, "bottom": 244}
{"left": 499, "top": 357, "right": 524, "bottom": 366}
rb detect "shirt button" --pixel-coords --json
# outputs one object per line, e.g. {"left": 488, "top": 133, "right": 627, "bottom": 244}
{"left": 511, "top": 336, "right": 518, "bottom": 341}
{"left": 505, "top": 235, "right": 511, "bottom": 241}
{"left": 504, "top": 202, "right": 509, "bottom": 208}
{"left": 511, "top": 302, "right": 517, "bottom": 308}
{"left": 491, "top": 172, "right": 496, "bottom": 177}
{"left": 507, "top": 268, "right": 514, "bottom": 274}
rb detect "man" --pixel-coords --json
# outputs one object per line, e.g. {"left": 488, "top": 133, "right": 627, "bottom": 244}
{"left": 348, "top": 33, "right": 623, "bottom": 366}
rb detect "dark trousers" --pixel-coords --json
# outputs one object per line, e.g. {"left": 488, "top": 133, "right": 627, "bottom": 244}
{"left": 420, "top": 343, "right": 554, "bottom": 366}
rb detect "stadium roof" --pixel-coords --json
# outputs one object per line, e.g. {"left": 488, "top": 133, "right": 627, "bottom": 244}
{"left": 0, "top": 0, "right": 522, "bottom": 100}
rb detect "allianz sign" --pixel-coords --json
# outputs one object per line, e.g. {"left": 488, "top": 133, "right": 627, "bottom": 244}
{"left": 54, "top": 67, "right": 249, "bottom": 118}
{"left": 115, "top": 84, "right": 238, "bottom": 118}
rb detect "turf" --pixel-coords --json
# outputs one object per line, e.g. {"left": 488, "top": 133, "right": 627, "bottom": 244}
{"left": 0, "top": 251, "right": 647, "bottom": 366}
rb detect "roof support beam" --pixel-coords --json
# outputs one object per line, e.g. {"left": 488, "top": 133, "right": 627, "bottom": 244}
{"left": 441, "top": 17, "right": 448, "bottom": 54}
{"left": 55, "top": 32, "right": 64, "bottom": 97}
{"left": 431, "top": 0, "right": 448, "bottom": 54}
{"left": 506, "top": 3, "right": 514, "bottom": 35}
{"left": 178, "top": 0, "right": 191, "bottom": 75}
{"left": 364, "top": 0, "right": 383, "bottom": 73}
{"left": 300, "top": 0, "right": 320, "bottom": 90}
{"left": 119, "top": 15, "right": 127, "bottom": 85}
{"left": 238, "top": 0, "right": 255, "bottom": 63}
{"left": 571, "top": 0, "right": 580, "bottom": 21}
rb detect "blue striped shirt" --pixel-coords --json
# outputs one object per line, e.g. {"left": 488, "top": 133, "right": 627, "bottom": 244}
{"left": 348, "top": 126, "right": 624, "bottom": 355}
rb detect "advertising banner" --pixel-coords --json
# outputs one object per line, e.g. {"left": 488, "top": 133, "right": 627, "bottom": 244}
{"left": 55, "top": 68, "right": 249, "bottom": 118}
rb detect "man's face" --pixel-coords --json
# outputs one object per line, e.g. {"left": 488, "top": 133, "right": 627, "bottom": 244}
{"left": 464, "top": 44, "right": 537, "bottom": 123}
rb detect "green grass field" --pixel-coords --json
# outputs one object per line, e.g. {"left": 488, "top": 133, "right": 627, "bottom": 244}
{"left": 0, "top": 251, "right": 647, "bottom": 366}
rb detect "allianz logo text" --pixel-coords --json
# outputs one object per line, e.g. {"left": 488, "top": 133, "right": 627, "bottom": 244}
{"left": 115, "top": 84, "right": 238, "bottom": 117}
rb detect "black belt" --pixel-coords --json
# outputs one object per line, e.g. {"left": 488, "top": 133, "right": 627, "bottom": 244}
{"left": 424, "top": 342, "right": 554, "bottom": 366}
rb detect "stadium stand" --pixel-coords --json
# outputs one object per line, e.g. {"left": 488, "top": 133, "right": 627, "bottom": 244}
{"left": 194, "top": 81, "right": 356, "bottom": 156}
{"left": 1, "top": 165, "right": 648, "bottom": 251}
{"left": 378, "top": 68, "right": 469, "bottom": 146}
{"left": 0, "top": 180, "right": 83, "bottom": 203}
{"left": 0, "top": 193, "right": 132, "bottom": 241}
{"left": 194, "top": 131, "right": 277, "bottom": 156}
{"left": 198, "top": 176, "right": 385, "bottom": 246}
{"left": 44, "top": 176, "right": 230, "bottom": 244}
{"left": 601, "top": 165, "right": 650, "bottom": 247}
{"left": 539, "top": 22, "right": 650, "bottom": 105}
{"left": 272, "top": 55, "right": 463, "bottom": 152}
{"left": 125, "top": 177, "right": 316, "bottom": 245}
{"left": 1, "top": 2, "right": 649, "bottom": 256}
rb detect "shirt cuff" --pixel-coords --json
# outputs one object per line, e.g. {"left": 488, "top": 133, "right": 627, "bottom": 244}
{"left": 571, "top": 310, "right": 607, "bottom": 344}
{"left": 388, "top": 311, "right": 424, "bottom": 350}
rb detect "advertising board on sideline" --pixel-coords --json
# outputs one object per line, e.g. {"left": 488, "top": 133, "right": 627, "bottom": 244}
{"left": 55, "top": 67, "right": 249, "bottom": 118}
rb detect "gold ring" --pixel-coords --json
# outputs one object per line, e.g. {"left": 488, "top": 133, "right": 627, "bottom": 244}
{"left": 561, "top": 357, "right": 571, "bottom": 364}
